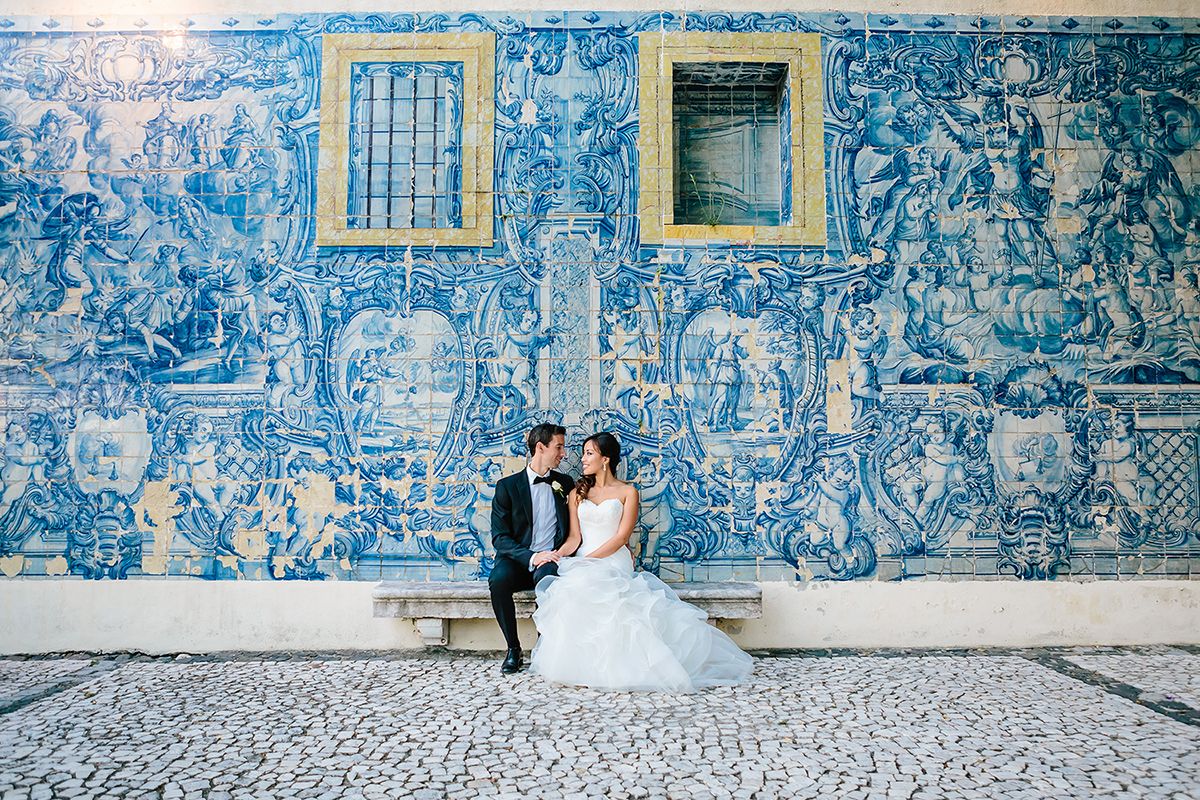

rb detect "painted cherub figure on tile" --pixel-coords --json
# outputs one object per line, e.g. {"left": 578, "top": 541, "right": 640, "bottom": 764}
{"left": 808, "top": 455, "right": 861, "bottom": 563}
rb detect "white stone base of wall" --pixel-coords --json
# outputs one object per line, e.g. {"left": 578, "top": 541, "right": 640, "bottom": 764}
{"left": 1, "top": 579, "right": 1196, "bottom": 655}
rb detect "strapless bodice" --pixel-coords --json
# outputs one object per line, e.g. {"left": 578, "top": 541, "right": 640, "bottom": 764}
{"left": 576, "top": 497, "right": 624, "bottom": 557}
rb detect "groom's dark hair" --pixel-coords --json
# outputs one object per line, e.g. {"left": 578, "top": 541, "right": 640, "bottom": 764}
{"left": 527, "top": 423, "right": 567, "bottom": 456}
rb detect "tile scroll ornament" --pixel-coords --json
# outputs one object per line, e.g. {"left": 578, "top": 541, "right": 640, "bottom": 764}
{"left": 0, "top": 12, "right": 1194, "bottom": 585}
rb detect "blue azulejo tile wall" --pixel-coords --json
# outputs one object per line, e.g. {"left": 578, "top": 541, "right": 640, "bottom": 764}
{"left": 0, "top": 10, "right": 1198, "bottom": 586}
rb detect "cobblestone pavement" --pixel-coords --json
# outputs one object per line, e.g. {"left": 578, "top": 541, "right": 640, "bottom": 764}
{"left": 0, "top": 657, "right": 93, "bottom": 702}
{"left": 1, "top": 649, "right": 1198, "bottom": 799}
{"left": 1064, "top": 653, "right": 1200, "bottom": 711}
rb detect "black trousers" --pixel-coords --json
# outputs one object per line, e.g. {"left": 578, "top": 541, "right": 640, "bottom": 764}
{"left": 488, "top": 555, "right": 558, "bottom": 650}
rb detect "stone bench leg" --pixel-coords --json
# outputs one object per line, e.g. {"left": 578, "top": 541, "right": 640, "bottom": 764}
{"left": 415, "top": 618, "right": 448, "bottom": 647}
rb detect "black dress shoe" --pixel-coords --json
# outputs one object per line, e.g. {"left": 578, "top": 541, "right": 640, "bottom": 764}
{"left": 501, "top": 648, "right": 523, "bottom": 674}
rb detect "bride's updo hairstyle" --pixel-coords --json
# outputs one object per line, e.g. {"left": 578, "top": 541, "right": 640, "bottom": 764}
{"left": 576, "top": 432, "right": 621, "bottom": 502}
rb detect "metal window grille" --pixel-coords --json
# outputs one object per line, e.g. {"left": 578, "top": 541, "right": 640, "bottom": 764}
{"left": 348, "top": 62, "right": 462, "bottom": 230}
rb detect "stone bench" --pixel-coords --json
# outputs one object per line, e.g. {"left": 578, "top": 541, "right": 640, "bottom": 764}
{"left": 373, "top": 580, "right": 763, "bottom": 647}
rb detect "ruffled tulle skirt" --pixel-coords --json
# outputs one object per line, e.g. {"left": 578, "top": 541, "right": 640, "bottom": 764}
{"left": 529, "top": 550, "right": 753, "bottom": 692}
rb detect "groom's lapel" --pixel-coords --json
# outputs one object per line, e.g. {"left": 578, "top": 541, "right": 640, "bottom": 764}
{"left": 513, "top": 471, "right": 533, "bottom": 539}
{"left": 552, "top": 471, "right": 569, "bottom": 540}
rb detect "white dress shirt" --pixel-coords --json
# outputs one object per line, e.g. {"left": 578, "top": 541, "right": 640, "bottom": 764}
{"left": 527, "top": 466, "right": 558, "bottom": 570}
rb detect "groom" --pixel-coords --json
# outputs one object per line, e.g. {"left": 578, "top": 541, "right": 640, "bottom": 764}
{"left": 488, "top": 423, "right": 575, "bottom": 674}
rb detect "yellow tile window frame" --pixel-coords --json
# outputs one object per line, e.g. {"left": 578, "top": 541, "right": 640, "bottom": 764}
{"left": 637, "top": 32, "right": 825, "bottom": 246}
{"left": 316, "top": 33, "right": 495, "bottom": 248}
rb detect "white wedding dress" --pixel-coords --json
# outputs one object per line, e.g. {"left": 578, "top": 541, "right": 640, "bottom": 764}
{"left": 530, "top": 497, "right": 753, "bottom": 691}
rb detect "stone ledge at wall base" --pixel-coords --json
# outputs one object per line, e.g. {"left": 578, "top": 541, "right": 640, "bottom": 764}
{"left": 2, "top": 580, "right": 1197, "bottom": 654}
{"left": 372, "top": 580, "right": 764, "bottom": 646}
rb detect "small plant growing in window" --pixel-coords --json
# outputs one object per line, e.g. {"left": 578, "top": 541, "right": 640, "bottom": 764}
{"left": 682, "top": 170, "right": 730, "bottom": 227}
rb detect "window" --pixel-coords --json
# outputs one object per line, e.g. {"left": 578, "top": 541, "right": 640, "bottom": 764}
{"left": 638, "top": 32, "right": 825, "bottom": 246}
{"left": 317, "top": 33, "right": 494, "bottom": 248}
{"left": 672, "top": 61, "right": 789, "bottom": 227}
{"left": 348, "top": 61, "right": 463, "bottom": 230}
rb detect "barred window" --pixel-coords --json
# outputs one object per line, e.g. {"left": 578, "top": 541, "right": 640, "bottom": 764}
{"left": 317, "top": 33, "right": 494, "bottom": 248}
{"left": 348, "top": 62, "right": 463, "bottom": 230}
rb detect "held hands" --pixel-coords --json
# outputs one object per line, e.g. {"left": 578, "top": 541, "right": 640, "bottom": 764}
{"left": 531, "top": 550, "right": 561, "bottom": 568}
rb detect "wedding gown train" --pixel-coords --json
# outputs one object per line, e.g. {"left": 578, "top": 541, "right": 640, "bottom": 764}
{"left": 529, "top": 496, "right": 753, "bottom": 691}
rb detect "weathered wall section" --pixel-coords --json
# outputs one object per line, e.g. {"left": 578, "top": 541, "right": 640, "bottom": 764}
{"left": 0, "top": 7, "right": 1197, "bottom": 649}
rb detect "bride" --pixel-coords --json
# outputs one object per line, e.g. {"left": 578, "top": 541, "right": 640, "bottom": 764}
{"left": 529, "top": 432, "right": 753, "bottom": 691}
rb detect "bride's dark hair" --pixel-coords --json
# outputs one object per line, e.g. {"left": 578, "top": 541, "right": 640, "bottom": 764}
{"left": 576, "top": 432, "right": 621, "bottom": 502}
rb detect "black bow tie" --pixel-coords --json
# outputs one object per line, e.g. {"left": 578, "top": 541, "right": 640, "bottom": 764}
{"left": 532, "top": 474, "right": 554, "bottom": 485}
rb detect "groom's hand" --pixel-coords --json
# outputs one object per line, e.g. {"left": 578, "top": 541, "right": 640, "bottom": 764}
{"left": 531, "top": 551, "right": 560, "bottom": 567}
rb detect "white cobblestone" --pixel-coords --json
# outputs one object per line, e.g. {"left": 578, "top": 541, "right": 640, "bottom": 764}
{"left": 1065, "top": 652, "right": 1200, "bottom": 710}
{"left": 0, "top": 658, "right": 94, "bottom": 703}
{"left": 0, "top": 654, "right": 1196, "bottom": 798}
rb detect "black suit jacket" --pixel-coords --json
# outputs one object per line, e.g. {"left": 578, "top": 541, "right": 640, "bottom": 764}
{"left": 490, "top": 469, "right": 576, "bottom": 567}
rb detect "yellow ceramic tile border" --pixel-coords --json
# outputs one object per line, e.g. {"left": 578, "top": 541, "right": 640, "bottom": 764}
{"left": 316, "top": 32, "right": 495, "bottom": 248}
{"left": 637, "top": 32, "right": 825, "bottom": 246}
